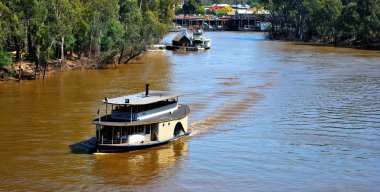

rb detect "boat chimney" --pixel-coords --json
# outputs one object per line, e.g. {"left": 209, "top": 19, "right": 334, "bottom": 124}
{"left": 145, "top": 84, "right": 150, "bottom": 97}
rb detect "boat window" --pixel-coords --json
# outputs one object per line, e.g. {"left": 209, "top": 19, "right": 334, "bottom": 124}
{"left": 145, "top": 126, "right": 150, "bottom": 134}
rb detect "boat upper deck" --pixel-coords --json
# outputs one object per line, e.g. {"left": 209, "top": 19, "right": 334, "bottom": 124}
{"left": 93, "top": 104, "right": 190, "bottom": 126}
{"left": 104, "top": 91, "right": 183, "bottom": 105}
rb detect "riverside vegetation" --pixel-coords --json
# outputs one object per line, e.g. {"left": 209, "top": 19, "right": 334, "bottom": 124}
{"left": 1, "top": 0, "right": 379, "bottom": 81}
{"left": 257, "top": 0, "right": 380, "bottom": 48}
{"left": 177, "top": 0, "right": 379, "bottom": 47}
{"left": 0, "top": 0, "right": 176, "bottom": 80}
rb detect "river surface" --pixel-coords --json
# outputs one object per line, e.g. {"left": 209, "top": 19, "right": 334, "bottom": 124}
{"left": 0, "top": 32, "right": 380, "bottom": 191}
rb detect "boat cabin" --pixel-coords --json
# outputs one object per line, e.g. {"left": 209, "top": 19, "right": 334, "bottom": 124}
{"left": 102, "top": 86, "right": 181, "bottom": 122}
{"left": 191, "top": 29, "right": 211, "bottom": 49}
{"left": 172, "top": 34, "right": 191, "bottom": 47}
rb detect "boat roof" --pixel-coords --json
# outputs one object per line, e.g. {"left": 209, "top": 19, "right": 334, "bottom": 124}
{"left": 103, "top": 91, "right": 183, "bottom": 105}
{"left": 173, "top": 34, "right": 191, "bottom": 42}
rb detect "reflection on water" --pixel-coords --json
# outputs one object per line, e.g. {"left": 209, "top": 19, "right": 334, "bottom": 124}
{"left": 0, "top": 32, "right": 380, "bottom": 191}
{"left": 91, "top": 140, "right": 188, "bottom": 190}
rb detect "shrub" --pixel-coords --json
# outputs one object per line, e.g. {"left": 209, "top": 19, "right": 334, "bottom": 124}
{"left": 0, "top": 49, "right": 13, "bottom": 68}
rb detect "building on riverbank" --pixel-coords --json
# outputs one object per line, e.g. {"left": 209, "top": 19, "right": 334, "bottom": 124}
{"left": 173, "top": 13, "right": 270, "bottom": 31}
{"left": 174, "top": 3, "right": 269, "bottom": 31}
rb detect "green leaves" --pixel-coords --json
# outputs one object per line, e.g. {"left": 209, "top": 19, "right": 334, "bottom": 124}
{"left": 0, "top": 49, "right": 12, "bottom": 68}
{"left": 261, "top": 0, "right": 380, "bottom": 46}
{"left": 183, "top": 0, "right": 201, "bottom": 14}
{"left": 0, "top": 0, "right": 177, "bottom": 68}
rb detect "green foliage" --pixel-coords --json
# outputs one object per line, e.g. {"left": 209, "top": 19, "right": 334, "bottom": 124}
{"left": 216, "top": 10, "right": 227, "bottom": 16}
{"left": 183, "top": 0, "right": 201, "bottom": 14}
{"left": 197, "top": 6, "right": 206, "bottom": 15}
{"left": 0, "top": 49, "right": 13, "bottom": 68}
{"left": 0, "top": 2, "right": 12, "bottom": 44}
{"left": 175, "top": 6, "right": 184, "bottom": 15}
{"left": 259, "top": 0, "right": 380, "bottom": 47}
{"left": 0, "top": 0, "right": 177, "bottom": 68}
{"left": 251, "top": 1, "right": 264, "bottom": 9}
{"left": 337, "top": 2, "right": 359, "bottom": 38}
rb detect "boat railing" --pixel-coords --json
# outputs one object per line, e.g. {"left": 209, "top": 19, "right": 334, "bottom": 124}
{"left": 111, "top": 111, "right": 132, "bottom": 119}
{"left": 100, "top": 139, "right": 126, "bottom": 144}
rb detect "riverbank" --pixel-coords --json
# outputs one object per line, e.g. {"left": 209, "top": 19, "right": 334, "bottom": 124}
{"left": 265, "top": 32, "right": 380, "bottom": 51}
{"left": 289, "top": 39, "right": 380, "bottom": 50}
{"left": 0, "top": 52, "right": 148, "bottom": 82}
{"left": 0, "top": 56, "right": 98, "bottom": 82}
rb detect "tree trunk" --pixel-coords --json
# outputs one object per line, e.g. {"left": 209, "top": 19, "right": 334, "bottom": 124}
{"left": 118, "top": 47, "right": 124, "bottom": 64}
{"left": 88, "top": 20, "right": 95, "bottom": 61}
{"left": 60, "top": 37, "right": 64, "bottom": 70}
{"left": 124, "top": 50, "right": 141, "bottom": 64}
{"left": 43, "top": 53, "right": 48, "bottom": 80}
{"left": 42, "top": 63, "right": 47, "bottom": 79}
{"left": 34, "top": 46, "right": 40, "bottom": 79}
{"left": 27, "top": 23, "right": 38, "bottom": 62}
{"left": 18, "top": 59, "right": 22, "bottom": 81}
{"left": 43, "top": 62, "right": 47, "bottom": 80}
{"left": 14, "top": 37, "right": 20, "bottom": 61}
{"left": 34, "top": 61, "right": 39, "bottom": 79}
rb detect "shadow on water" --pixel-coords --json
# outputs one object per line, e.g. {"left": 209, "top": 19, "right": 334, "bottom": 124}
{"left": 69, "top": 137, "right": 97, "bottom": 154}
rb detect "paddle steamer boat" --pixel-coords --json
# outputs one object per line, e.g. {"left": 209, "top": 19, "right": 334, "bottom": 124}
{"left": 92, "top": 84, "right": 190, "bottom": 153}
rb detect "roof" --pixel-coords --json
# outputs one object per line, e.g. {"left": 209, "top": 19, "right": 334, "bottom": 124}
{"left": 172, "top": 34, "right": 191, "bottom": 42}
{"left": 231, "top": 4, "right": 251, "bottom": 9}
{"left": 214, "top": 4, "right": 230, "bottom": 7}
{"left": 103, "top": 91, "right": 184, "bottom": 105}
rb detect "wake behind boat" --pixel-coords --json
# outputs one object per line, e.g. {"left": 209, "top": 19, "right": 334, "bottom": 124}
{"left": 92, "top": 84, "right": 190, "bottom": 153}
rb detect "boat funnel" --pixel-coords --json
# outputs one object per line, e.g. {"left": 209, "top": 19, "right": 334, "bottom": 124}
{"left": 145, "top": 84, "right": 150, "bottom": 97}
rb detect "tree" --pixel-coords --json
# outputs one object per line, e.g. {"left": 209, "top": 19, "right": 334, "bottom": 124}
{"left": 183, "top": 0, "right": 200, "bottom": 14}
{"left": 336, "top": 2, "right": 360, "bottom": 41}
{"left": 118, "top": 0, "right": 144, "bottom": 64}
{"left": 355, "top": 0, "right": 380, "bottom": 46}
{"left": 197, "top": 6, "right": 206, "bottom": 15}
{"left": 0, "top": 49, "right": 12, "bottom": 69}
{"left": 0, "top": 0, "right": 179, "bottom": 79}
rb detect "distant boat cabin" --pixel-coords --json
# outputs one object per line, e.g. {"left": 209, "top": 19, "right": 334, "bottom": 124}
{"left": 172, "top": 34, "right": 191, "bottom": 47}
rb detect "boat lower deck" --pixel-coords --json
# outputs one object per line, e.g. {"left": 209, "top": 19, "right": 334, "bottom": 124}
{"left": 96, "top": 132, "right": 190, "bottom": 153}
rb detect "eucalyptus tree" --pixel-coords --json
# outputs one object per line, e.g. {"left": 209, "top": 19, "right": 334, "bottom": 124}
{"left": 0, "top": 2, "right": 13, "bottom": 67}
{"left": 0, "top": 0, "right": 28, "bottom": 62}
{"left": 46, "top": 0, "right": 76, "bottom": 66}
{"left": 118, "top": 0, "right": 174, "bottom": 64}
{"left": 0, "top": 0, "right": 180, "bottom": 77}
{"left": 355, "top": 0, "right": 380, "bottom": 46}
{"left": 118, "top": 0, "right": 144, "bottom": 64}
{"left": 258, "top": 0, "right": 379, "bottom": 47}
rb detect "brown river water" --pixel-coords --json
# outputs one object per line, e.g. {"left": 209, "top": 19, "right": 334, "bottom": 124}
{"left": 0, "top": 32, "right": 380, "bottom": 191}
